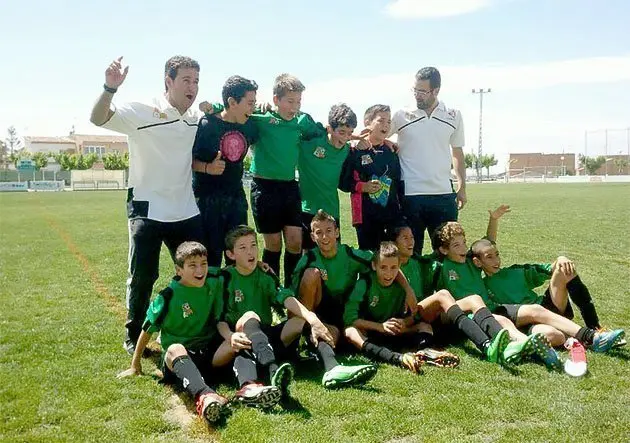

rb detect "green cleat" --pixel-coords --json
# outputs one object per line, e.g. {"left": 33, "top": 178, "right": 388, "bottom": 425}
{"left": 322, "top": 364, "right": 377, "bottom": 389}
{"left": 531, "top": 333, "right": 563, "bottom": 371}
{"left": 502, "top": 333, "right": 541, "bottom": 365}
{"left": 271, "top": 362, "right": 294, "bottom": 398}
{"left": 486, "top": 328, "right": 511, "bottom": 364}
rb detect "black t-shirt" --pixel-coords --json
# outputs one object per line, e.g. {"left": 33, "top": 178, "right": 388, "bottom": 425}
{"left": 192, "top": 114, "right": 259, "bottom": 196}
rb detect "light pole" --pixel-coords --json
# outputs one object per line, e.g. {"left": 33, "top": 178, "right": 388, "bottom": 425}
{"left": 472, "top": 88, "right": 491, "bottom": 183}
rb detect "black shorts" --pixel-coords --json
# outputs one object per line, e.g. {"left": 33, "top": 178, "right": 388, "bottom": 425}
{"left": 260, "top": 322, "right": 299, "bottom": 360}
{"left": 250, "top": 178, "right": 302, "bottom": 234}
{"left": 161, "top": 334, "right": 224, "bottom": 386}
{"left": 495, "top": 287, "right": 576, "bottom": 324}
{"left": 314, "top": 287, "right": 350, "bottom": 329}
{"left": 301, "top": 211, "right": 341, "bottom": 251}
{"left": 364, "top": 331, "right": 408, "bottom": 351}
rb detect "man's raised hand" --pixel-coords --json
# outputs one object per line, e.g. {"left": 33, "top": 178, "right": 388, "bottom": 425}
{"left": 105, "top": 56, "right": 129, "bottom": 90}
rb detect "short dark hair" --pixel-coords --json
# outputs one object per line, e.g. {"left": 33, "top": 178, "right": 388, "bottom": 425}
{"left": 174, "top": 241, "right": 207, "bottom": 267}
{"left": 225, "top": 225, "right": 257, "bottom": 251}
{"left": 470, "top": 238, "right": 496, "bottom": 258}
{"left": 364, "top": 104, "right": 391, "bottom": 125}
{"left": 328, "top": 103, "right": 357, "bottom": 130}
{"left": 310, "top": 209, "right": 337, "bottom": 230}
{"left": 164, "top": 56, "right": 200, "bottom": 91}
{"left": 222, "top": 75, "right": 258, "bottom": 108}
{"left": 415, "top": 67, "right": 441, "bottom": 89}
{"left": 374, "top": 241, "right": 400, "bottom": 264}
{"left": 273, "top": 73, "right": 305, "bottom": 98}
{"left": 388, "top": 223, "right": 413, "bottom": 242}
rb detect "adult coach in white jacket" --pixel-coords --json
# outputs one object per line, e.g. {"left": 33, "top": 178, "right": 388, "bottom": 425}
{"left": 90, "top": 55, "right": 204, "bottom": 354}
{"left": 390, "top": 67, "right": 467, "bottom": 253}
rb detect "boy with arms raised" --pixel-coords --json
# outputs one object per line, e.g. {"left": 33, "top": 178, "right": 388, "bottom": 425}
{"left": 192, "top": 75, "right": 259, "bottom": 266}
{"left": 118, "top": 242, "right": 229, "bottom": 424}
{"left": 218, "top": 225, "right": 366, "bottom": 395}
{"left": 298, "top": 103, "right": 357, "bottom": 250}
{"left": 432, "top": 220, "right": 563, "bottom": 369}
{"left": 340, "top": 105, "right": 402, "bottom": 250}
{"left": 470, "top": 208, "right": 625, "bottom": 352}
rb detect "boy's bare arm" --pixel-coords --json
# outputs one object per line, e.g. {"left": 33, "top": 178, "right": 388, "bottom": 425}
{"left": 486, "top": 204, "right": 511, "bottom": 242}
{"left": 394, "top": 271, "right": 418, "bottom": 314}
{"left": 283, "top": 297, "right": 334, "bottom": 346}
{"left": 353, "top": 318, "right": 386, "bottom": 333}
{"left": 218, "top": 321, "right": 251, "bottom": 351}
{"left": 117, "top": 330, "right": 150, "bottom": 378}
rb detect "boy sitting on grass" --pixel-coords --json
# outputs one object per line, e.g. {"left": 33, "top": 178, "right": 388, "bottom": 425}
{"left": 469, "top": 206, "right": 625, "bottom": 352}
{"left": 216, "top": 225, "right": 334, "bottom": 405}
{"left": 117, "top": 242, "right": 229, "bottom": 424}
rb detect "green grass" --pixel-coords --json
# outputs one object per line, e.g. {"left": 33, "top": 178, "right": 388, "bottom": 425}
{"left": 1, "top": 183, "right": 629, "bottom": 442}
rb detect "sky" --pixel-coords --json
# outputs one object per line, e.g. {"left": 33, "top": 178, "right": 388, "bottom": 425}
{"left": 1, "top": 0, "right": 629, "bottom": 170}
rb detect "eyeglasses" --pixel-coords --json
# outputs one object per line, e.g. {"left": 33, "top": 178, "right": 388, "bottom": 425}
{"left": 413, "top": 88, "right": 433, "bottom": 96}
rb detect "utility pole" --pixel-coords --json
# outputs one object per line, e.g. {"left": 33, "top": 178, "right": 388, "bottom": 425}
{"left": 472, "top": 88, "right": 491, "bottom": 183}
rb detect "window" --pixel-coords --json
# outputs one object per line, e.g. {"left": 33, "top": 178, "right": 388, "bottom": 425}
{"left": 84, "top": 145, "right": 106, "bottom": 157}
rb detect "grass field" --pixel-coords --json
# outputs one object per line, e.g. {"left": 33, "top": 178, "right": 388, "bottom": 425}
{"left": 1, "top": 183, "right": 629, "bottom": 443}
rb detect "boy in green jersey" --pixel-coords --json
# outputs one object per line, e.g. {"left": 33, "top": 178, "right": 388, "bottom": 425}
{"left": 218, "top": 225, "right": 374, "bottom": 391}
{"left": 117, "top": 242, "right": 230, "bottom": 424}
{"left": 433, "top": 221, "right": 563, "bottom": 369}
{"left": 469, "top": 206, "right": 625, "bottom": 352}
{"left": 201, "top": 74, "right": 326, "bottom": 286}
{"left": 298, "top": 103, "right": 358, "bottom": 250}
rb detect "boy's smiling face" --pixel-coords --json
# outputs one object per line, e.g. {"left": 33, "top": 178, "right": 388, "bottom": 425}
{"left": 365, "top": 111, "right": 391, "bottom": 144}
{"left": 394, "top": 227, "right": 415, "bottom": 259}
{"left": 328, "top": 125, "right": 355, "bottom": 148}
{"left": 373, "top": 255, "right": 400, "bottom": 287}
{"left": 176, "top": 255, "right": 208, "bottom": 287}
{"left": 440, "top": 234, "right": 468, "bottom": 263}
{"left": 473, "top": 244, "right": 502, "bottom": 276}
{"left": 227, "top": 234, "right": 259, "bottom": 275}
{"left": 274, "top": 91, "right": 302, "bottom": 120}
{"left": 311, "top": 219, "right": 339, "bottom": 256}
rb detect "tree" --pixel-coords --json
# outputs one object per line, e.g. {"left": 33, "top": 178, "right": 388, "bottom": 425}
{"left": 480, "top": 154, "right": 498, "bottom": 178}
{"left": 31, "top": 152, "right": 49, "bottom": 170}
{"left": 613, "top": 158, "right": 629, "bottom": 174}
{"left": 102, "top": 151, "right": 129, "bottom": 170}
{"left": 578, "top": 154, "right": 606, "bottom": 175}
{"left": 10, "top": 150, "right": 31, "bottom": 168}
{"left": 464, "top": 153, "right": 476, "bottom": 169}
{"left": 0, "top": 140, "right": 7, "bottom": 168}
{"left": 5, "top": 126, "right": 23, "bottom": 156}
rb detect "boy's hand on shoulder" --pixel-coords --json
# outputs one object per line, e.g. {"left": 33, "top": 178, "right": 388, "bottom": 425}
{"left": 488, "top": 205, "right": 511, "bottom": 220}
{"left": 383, "top": 139, "right": 398, "bottom": 153}
{"left": 350, "top": 129, "right": 372, "bottom": 151}
{"left": 230, "top": 332, "right": 252, "bottom": 351}
{"left": 255, "top": 102, "right": 273, "bottom": 114}
{"left": 257, "top": 261, "right": 272, "bottom": 274}
{"left": 199, "top": 101, "right": 215, "bottom": 114}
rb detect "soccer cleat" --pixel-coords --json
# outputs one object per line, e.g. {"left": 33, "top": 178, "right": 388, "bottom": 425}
{"left": 400, "top": 353, "right": 424, "bottom": 374}
{"left": 530, "top": 333, "right": 563, "bottom": 371}
{"left": 415, "top": 348, "right": 460, "bottom": 368}
{"left": 233, "top": 383, "right": 281, "bottom": 409}
{"left": 322, "top": 364, "right": 377, "bottom": 389}
{"left": 271, "top": 362, "right": 294, "bottom": 397}
{"left": 502, "top": 333, "right": 541, "bottom": 365}
{"left": 485, "top": 328, "right": 510, "bottom": 364}
{"left": 564, "top": 338, "right": 587, "bottom": 377}
{"left": 593, "top": 327, "right": 628, "bottom": 352}
{"left": 196, "top": 392, "right": 229, "bottom": 424}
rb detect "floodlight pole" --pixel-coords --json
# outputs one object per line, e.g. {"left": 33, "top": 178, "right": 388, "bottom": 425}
{"left": 472, "top": 88, "right": 491, "bottom": 183}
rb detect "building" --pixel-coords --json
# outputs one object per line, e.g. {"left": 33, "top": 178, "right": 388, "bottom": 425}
{"left": 24, "top": 134, "right": 128, "bottom": 157}
{"left": 576, "top": 154, "right": 630, "bottom": 176}
{"left": 508, "top": 153, "right": 576, "bottom": 177}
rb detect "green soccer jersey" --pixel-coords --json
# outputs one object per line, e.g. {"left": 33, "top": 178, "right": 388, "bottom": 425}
{"left": 343, "top": 272, "right": 407, "bottom": 326}
{"left": 435, "top": 258, "right": 495, "bottom": 308}
{"left": 143, "top": 271, "right": 224, "bottom": 351}
{"left": 292, "top": 244, "right": 373, "bottom": 302}
{"left": 484, "top": 263, "right": 552, "bottom": 306}
{"left": 400, "top": 252, "right": 440, "bottom": 300}
{"left": 221, "top": 265, "right": 294, "bottom": 327}
{"left": 298, "top": 135, "right": 350, "bottom": 219}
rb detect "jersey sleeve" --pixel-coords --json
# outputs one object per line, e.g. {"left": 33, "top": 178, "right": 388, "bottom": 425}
{"left": 338, "top": 151, "right": 359, "bottom": 193}
{"left": 192, "top": 116, "right": 214, "bottom": 161}
{"left": 265, "top": 269, "right": 294, "bottom": 307}
{"left": 290, "top": 253, "right": 313, "bottom": 293}
{"left": 450, "top": 110, "right": 465, "bottom": 148}
{"left": 343, "top": 279, "right": 368, "bottom": 327}
{"left": 142, "top": 288, "right": 170, "bottom": 334}
{"left": 298, "top": 112, "right": 327, "bottom": 141}
{"left": 101, "top": 102, "right": 146, "bottom": 135}
{"left": 206, "top": 268, "right": 226, "bottom": 322}
{"left": 389, "top": 109, "right": 404, "bottom": 136}
{"left": 522, "top": 264, "right": 553, "bottom": 289}
{"left": 350, "top": 247, "right": 374, "bottom": 274}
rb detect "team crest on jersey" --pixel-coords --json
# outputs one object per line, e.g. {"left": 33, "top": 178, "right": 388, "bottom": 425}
{"left": 313, "top": 146, "right": 327, "bottom": 159}
{"left": 182, "top": 303, "right": 193, "bottom": 318}
{"left": 234, "top": 289, "right": 244, "bottom": 303}
{"left": 370, "top": 296, "right": 379, "bottom": 307}
{"left": 269, "top": 117, "right": 280, "bottom": 125}
{"left": 361, "top": 154, "right": 373, "bottom": 165}
{"left": 446, "top": 109, "right": 457, "bottom": 119}
{"left": 152, "top": 108, "right": 168, "bottom": 119}
{"left": 405, "top": 111, "right": 417, "bottom": 120}
{"left": 448, "top": 270, "right": 459, "bottom": 281}
{"left": 319, "top": 268, "right": 328, "bottom": 281}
